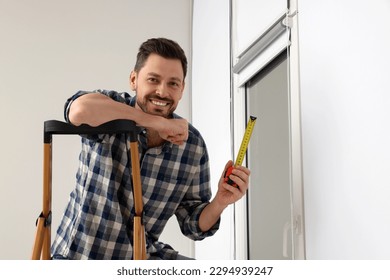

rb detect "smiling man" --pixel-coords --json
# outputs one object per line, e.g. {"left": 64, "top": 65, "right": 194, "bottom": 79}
{"left": 51, "top": 38, "right": 250, "bottom": 260}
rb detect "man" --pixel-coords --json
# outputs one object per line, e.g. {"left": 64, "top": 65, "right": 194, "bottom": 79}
{"left": 51, "top": 38, "right": 250, "bottom": 260}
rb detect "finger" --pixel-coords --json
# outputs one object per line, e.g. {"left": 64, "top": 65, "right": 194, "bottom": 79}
{"left": 181, "top": 130, "right": 189, "bottom": 141}
{"left": 167, "top": 135, "right": 185, "bottom": 145}
{"left": 222, "top": 180, "right": 241, "bottom": 195}
{"left": 234, "top": 165, "right": 251, "bottom": 176}
{"left": 170, "top": 139, "right": 184, "bottom": 145}
{"left": 230, "top": 169, "right": 249, "bottom": 184}
{"left": 222, "top": 182, "right": 243, "bottom": 196}
{"left": 229, "top": 169, "right": 250, "bottom": 191}
{"left": 227, "top": 174, "right": 247, "bottom": 193}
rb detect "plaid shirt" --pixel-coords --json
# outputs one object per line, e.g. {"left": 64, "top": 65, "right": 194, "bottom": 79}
{"left": 51, "top": 90, "right": 219, "bottom": 260}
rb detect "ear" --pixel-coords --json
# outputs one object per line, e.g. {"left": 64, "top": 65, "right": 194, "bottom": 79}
{"left": 129, "top": 71, "right": 137, "bottom": 91}
{"left": 178, "top": 80, "right": 185, "bottom": 100}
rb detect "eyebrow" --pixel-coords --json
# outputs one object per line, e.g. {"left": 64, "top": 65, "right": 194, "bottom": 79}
{"left": 147, "top": 72, "right": 183, "bottom": 83}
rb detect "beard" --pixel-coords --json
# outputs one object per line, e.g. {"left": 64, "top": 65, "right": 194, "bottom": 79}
{"left": 136, "top": 93, "right": 176, "bottom": 118}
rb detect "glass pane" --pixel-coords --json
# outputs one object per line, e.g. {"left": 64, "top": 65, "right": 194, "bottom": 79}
{"left": 246, "top": 52, "right": 292, "bottom": 259}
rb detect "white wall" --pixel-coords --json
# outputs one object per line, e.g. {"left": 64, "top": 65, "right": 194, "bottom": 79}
{"left": 299, "top": 0, "right": 390, "bottom": 259}
{"left": 192, "top": 0, "right": 234, "bottom": 259}
{"left": 0, "top": 0, "right": 193, "bottom": 259}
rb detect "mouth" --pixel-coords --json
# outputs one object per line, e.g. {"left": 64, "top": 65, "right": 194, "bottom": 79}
{"left": 150, "top": 98, "right": 170, "bottom": 107}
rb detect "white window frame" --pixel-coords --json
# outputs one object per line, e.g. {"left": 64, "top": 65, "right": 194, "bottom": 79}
{"left": 231, "top": 0, "right": 305, "bottom": 260}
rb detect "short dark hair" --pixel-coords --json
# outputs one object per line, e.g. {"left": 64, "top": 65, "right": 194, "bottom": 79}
{"left": 134, "top": 38, "right": 188, "bottom": 79}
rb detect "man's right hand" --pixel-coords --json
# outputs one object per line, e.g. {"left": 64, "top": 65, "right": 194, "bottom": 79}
{"left": 157, "top": 118, "right": 188, "bottom": 145}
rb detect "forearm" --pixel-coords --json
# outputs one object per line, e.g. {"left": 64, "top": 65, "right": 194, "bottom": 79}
{"left": 69, "top": 93, "right": 160, "bottom": 128}
{"left": 68, "top": 92, "right": 188, "bottom": 145}
{"left": 198, "top": 199, "right": 227, "bottom": 232}
{"left": 198, "top": 162, "right": 250, "bottom": 232}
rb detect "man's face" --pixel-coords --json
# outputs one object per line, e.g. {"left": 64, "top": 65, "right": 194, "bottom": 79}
{"left": 130, "top": 53, "right": 185, "bottom": 118}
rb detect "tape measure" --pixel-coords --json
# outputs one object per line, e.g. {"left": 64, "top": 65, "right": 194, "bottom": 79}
{"left": 224, "top": 116, "right": 257, "bottom": 187}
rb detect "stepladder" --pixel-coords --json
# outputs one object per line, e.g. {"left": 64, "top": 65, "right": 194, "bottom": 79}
{"left": 31, "top": 119, "right": 146, "bottom": 260}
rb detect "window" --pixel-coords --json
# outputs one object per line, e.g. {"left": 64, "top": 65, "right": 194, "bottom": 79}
{"left": 231, "top": 5, "right": 305, "bottom": 259}
{"left": 245, "top": 51, "right": 292, "bottom": 259}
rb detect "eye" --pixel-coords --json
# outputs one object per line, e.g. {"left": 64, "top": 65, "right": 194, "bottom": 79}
{"left": 147, "top": 77, "right": 158, "bottom": 83}
{"left": 169, "top": 81, "right": 181, "bottom": 88}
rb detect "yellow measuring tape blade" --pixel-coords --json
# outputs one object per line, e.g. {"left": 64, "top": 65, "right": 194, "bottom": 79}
{"left": 235, "top": 116, "right": 257, "bottom": 166}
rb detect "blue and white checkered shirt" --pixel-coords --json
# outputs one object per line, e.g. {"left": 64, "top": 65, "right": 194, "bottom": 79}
{"left": 51, "top": 90, "right": 220, "bottom": 259}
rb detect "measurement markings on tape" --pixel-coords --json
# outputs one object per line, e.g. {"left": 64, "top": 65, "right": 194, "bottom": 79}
{"left": 224, "top": 116, "right": 257, "bottom": 187}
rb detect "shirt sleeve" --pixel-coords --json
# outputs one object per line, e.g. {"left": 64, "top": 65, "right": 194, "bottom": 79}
{"left": 175, "top": 147, "right": 220, "bottom": 240}
{"left": 64, "top": 89, "right": 132, "bottom": 123}
{"left": 63, "top": 89, "right": 133, "bottom": 142}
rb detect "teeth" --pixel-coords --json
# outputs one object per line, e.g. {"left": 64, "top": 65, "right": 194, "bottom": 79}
{"left": 151, "top": 100, "right": 168, "bottom": 106}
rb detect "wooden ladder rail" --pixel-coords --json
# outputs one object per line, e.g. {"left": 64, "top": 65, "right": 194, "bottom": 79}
{"left": 31, "top": 119, "right": 146, "bottom": 260}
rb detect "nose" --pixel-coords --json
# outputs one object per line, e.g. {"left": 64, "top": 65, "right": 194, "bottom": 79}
{"left": 155, "top": 82, "right": 169, "bottom": 98}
